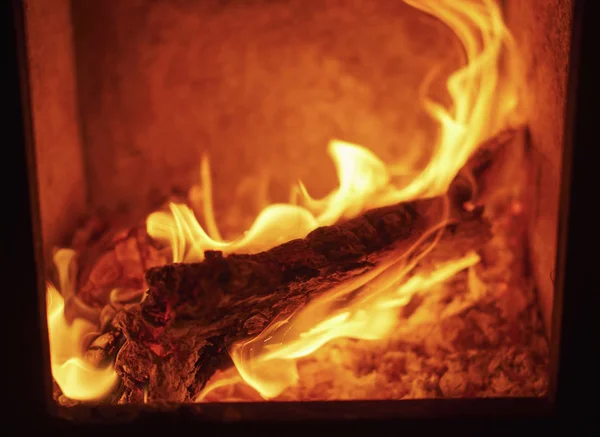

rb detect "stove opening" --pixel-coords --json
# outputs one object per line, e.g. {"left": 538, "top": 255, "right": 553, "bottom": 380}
{"left": 23, "top": 0, "right": 572, "bottom": 411}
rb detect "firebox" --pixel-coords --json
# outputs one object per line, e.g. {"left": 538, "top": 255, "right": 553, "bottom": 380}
{"left": 7, "top": 0, "right": 598, "bottom": 431}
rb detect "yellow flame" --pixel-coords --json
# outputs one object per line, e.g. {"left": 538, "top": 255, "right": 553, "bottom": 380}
{"left": 192, "top": 0, "right": 521, "bottom": 401}
{"left": 46, "top": 249, "right": 118, "bottom": 401}
{"left": 147, "top": 0, "right": 520, "bottom": 265}
{"left": 374, "top": 0, "right": 520, "bottom": 204}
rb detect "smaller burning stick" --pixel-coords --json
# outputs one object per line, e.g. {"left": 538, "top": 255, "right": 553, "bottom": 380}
{"left": 108, "top": 128, "right": 522, "bottom": 404}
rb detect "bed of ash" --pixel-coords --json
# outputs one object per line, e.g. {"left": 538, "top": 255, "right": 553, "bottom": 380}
{"left": 53, "top": 178, "right": 549, "bottom": 404}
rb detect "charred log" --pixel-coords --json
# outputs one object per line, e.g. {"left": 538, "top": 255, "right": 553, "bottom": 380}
{"left": 113, "top": 199, "right": 491, "bottom": 403}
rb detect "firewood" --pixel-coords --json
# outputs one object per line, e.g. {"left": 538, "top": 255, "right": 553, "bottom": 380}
{"left": 125, "top": 127, "right": 520, "bottom": 332}
{"left": 78, "top": 128, "right": 521, "bottom": 403}
{"left": 112, "top": 204, "right": 491, "bottom": 403}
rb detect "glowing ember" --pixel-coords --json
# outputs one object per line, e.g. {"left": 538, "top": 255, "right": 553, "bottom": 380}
{"left": 46, "top": 0, "right": 528, "bottom": 403}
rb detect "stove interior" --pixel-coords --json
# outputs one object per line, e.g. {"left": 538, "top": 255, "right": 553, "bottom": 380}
{"left": 24, "top": 0, "right": 573, "bottom": 407}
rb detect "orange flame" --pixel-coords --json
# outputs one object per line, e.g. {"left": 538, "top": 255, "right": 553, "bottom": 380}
{"left": 46, "top": 249, "right": 118, "bottom": 401}
{"left": 191, "top": 0, "right": 522, "bottom": 400}
{"left": 47, "top": 0, "right": 523, "bottom": 403}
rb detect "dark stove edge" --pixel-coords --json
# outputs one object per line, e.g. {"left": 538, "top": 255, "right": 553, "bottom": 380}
{"left": 37, "top": 398, "right": 565, "bottom": 437}
{"left": 52, "top": 397, "right": 551, "bottom": 423}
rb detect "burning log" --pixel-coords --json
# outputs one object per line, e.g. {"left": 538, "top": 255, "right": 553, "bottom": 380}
{"left": 77, "top": 129, "right": 521, "bottom": 404}
{"left": 112, "top": 205, "right": 492, "bottom": 402}
{"left": 113, "top": 205, "right": 490, "bottom": 403}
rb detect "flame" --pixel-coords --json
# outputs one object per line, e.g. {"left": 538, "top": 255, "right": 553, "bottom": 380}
{"left": 47, "top": 0, "right": 523, "bottom": 403}
{"left": 198, "top": 251, "right": 480, "bottom": 400}
{"left": 147, "top": 0, "right": 520, "bottom": 265}
{"left": 192, "top": 0, "right": 521, "bottom": 400}
{"left": 46, "top": 249, "right": 118, "bottom": 401}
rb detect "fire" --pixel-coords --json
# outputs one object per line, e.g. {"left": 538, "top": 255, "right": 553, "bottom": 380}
{"left": 46, "top": 249, "right": 118, "bottom": 401}
{"left": 198, "top": 251, "right": 480, "bottom": 400}
{"left": 47, "top": 0, "right": 523, "bottom": 402}
{"left": 192, "top": 0, "right": 520, "bottom": 400}
{"left": 146, "top": 0, "right": 520, "bottom": 264}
